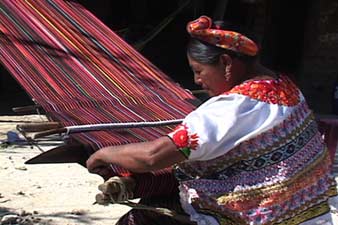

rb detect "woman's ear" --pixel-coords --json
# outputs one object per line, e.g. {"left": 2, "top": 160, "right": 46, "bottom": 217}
{"left": 220, "top": 54, "right": 232, "bottom": 81}
{"left": 220, "top": 54, "right": 231, "bottom": 66}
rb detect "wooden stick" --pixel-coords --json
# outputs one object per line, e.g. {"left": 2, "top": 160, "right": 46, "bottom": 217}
{"left": 17, "top": 122, "right": 62, "bottom": 132}
{"left": 33, "top": 127, "right": 67, "bottom": 139}
{"left": 121, "top": 201, "right": 195, "bottom": 224}
{"left": 12, "top": 105, "right": 42, "bottom": 113}
{"left": 190, "top": 89, "right": 208, "bottom": 94}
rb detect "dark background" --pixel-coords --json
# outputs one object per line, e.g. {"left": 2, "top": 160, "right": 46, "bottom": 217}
{"left": 1, "top": 0, "right": 337, "bottom": 115}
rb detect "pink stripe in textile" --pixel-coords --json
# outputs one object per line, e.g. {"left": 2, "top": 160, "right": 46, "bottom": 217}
{"left": 0, "top": 1, "right": 196, "bottom": 155}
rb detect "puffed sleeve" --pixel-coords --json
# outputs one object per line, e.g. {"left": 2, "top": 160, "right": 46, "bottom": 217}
{"left": 167, "top": 93, "right": 289, "bottom": 161}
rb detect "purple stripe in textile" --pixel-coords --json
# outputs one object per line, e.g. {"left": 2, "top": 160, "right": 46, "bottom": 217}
{"left": 0, "top": 0, "right": 195, "bottom": 138}
{"left": 0, "top": 0, "right": 196, "bottom": 177}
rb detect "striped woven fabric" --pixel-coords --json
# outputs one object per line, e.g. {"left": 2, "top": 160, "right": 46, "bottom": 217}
{"left": 0, "top": 1, "right": 196, "bottom": 141}
{"left": 0, "top": 0, "right": 197, "bottom": 175}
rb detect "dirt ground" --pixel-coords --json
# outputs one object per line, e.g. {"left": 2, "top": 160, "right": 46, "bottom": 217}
{"left": 0, "top": 115, "right": 130, "bottom": 225}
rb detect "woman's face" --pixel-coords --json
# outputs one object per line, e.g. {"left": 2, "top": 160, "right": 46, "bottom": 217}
{"left": 187, "top": 55, "right": 230, "bottom": 96}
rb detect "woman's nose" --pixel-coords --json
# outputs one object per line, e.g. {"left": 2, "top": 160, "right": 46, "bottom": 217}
{"left": 194, "top": 74, "right": 202, "bottom": 85}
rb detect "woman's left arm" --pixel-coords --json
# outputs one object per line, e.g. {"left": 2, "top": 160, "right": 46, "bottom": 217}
{"left": 86, "top": 136, "right": 185, "bottom": 174}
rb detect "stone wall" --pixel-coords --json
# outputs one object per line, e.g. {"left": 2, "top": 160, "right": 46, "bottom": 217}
{"left": 299, "top": 0, "right": 338, "bottom": 114}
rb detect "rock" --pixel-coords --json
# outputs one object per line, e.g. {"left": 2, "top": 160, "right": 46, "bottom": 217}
{"left": 0, "top": 214, "right": 19, "bottom": 224}
{"left": 31, "top": 217, "right": 41, "bottom": 223}
{"left": 71, "top": 209, "right": 87, "bottom": 215}
{"left": 18, "top": 209, "right": 31, "bottom": 216}
{"left": 15, "top": 166, "right": 27, "bottom": 171}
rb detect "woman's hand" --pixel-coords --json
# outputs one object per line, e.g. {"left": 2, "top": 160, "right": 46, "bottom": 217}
{"left": 86, "top": 150, "right": 111, "bottom": 177}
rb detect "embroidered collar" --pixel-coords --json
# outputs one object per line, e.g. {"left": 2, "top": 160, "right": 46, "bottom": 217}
{"left": 225, "top": 75, "right": 300, "bottom": 106}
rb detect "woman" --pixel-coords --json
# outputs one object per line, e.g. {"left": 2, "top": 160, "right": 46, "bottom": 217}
{"left": 87, "top": 16, "right": 337, "bottom": 225}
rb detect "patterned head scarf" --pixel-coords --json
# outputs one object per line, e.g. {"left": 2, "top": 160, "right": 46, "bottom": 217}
{"left": 187, "top": 16, "right": 259, "bottom": 56}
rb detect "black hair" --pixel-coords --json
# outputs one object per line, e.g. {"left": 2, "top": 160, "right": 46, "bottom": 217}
{"left": 187, "top": 20, "right": 258, "bottom": 65}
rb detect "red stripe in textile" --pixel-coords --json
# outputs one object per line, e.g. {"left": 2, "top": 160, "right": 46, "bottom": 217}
{"left": 0, "top": 0, "right": 197, "bottom": 181}
{"left": 0, "top": 0, "right": 196, "bottom": 155}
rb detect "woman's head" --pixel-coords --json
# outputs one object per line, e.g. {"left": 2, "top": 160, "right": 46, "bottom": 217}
{"left": 186, "top": 16, "right": 259, "bottom": 96}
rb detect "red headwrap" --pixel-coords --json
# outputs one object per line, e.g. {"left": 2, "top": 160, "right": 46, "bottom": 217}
{"left": 187, "top": 16, "right": 259, "bottom": 56}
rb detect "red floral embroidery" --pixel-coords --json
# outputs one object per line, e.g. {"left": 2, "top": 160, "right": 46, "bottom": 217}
{"left": 189, "top": 133, "right": 199, "bottom": 150}
{"left": 173, "top": 128, "right": 189, "bottom": 148}
{"left": 170, "top": 124, "right": 199, "bottom": 157}
{"left": 225, "top": 75, "right": 300, "bottom": 106}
